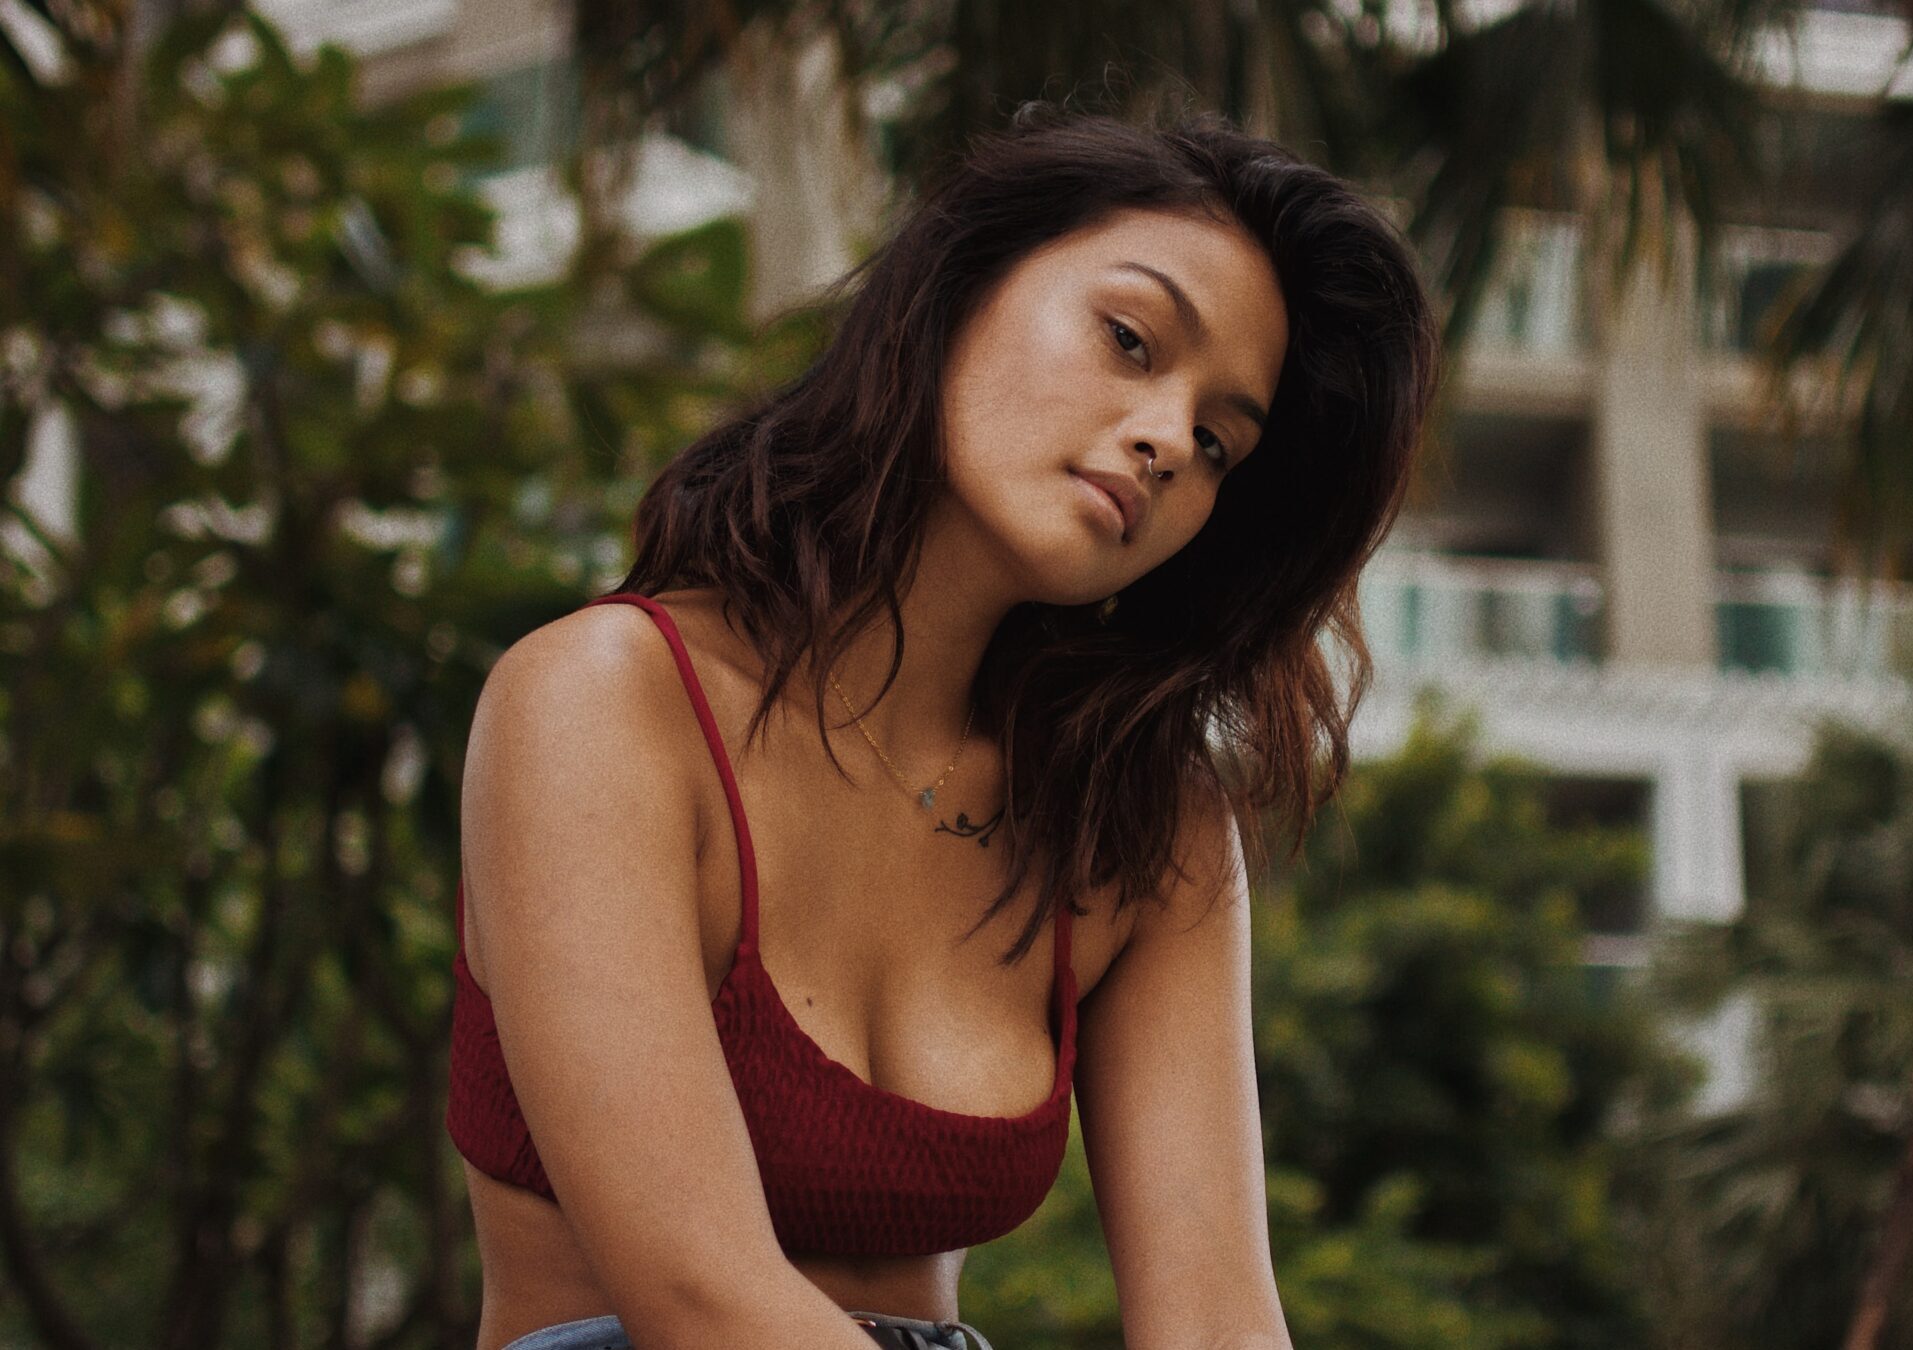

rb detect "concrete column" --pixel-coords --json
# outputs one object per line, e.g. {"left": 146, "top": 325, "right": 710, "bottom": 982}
{"left": 1650, "top": 751, "right": 1746, "bottom": 922}
{"left": 2, "top": 402, "right": 79, "bottom": 568}
{"left": 1677, "top": 992, "right": 1758, "bottom": 1113}
{"left": 722, "top": 16, "right": 888, "bottom": 328}
{"left": 1589, "top": 215, "right": 1719, "bottom": 668}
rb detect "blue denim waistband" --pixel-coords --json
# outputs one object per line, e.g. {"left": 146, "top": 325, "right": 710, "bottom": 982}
{"left": 499, "top": 1314, "right": 626, "bottom": 1350}
{"left": 499, "top": 1307, "right": 993, "bottom": 1350}
{"left": 848, "top": 1307, "right": 995, "bottom": 1350}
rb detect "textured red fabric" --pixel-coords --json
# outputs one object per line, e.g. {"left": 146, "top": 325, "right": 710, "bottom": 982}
{"left": 446, "top": 592, "right": 1078, "bottom": 1257}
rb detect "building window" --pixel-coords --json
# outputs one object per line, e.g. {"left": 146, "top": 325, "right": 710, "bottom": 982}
{"left": 1542, "top": 775, "right": 1653, "bottom": 937}
{"left": 463, "top": 58, "right": 580, "bottom": 177}
{"left": 1700, "top": 227, "right": 1834, "bottom": 354}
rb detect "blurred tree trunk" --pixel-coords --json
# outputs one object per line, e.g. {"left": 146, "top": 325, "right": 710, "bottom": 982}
{"left": 1636, "top": 726, "right": 1913, "bottom": 1350}
{"left": 1844, "top": 1122, "right": 1913, "bottom": 1350}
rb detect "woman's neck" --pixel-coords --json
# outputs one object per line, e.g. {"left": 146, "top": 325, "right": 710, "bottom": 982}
{"left": 813, "top": 504, "right": 1020, "bottom": 765}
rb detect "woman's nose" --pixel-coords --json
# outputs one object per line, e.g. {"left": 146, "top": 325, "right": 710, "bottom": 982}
{"left": 1136, "top": 444, "right": 1173, "bottom": 481}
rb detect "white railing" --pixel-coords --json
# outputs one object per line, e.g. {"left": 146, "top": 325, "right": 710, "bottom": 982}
{"left": 1358, "top": 552, "right": 1606, "bottom": 665}
{"left": 1360, "top": 552, "right": 1913, "bottom": 679}
{"left": 1716, "top": 568, "right": 1913, "bottom": 678}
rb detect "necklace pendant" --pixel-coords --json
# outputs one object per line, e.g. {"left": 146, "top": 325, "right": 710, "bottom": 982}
{"left": 919, "top": 788, "right": 936, "bottom": 810}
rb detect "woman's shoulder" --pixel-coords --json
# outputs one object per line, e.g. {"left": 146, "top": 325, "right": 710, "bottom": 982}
{"left": 491, "top": 597, "right": 682, "bottom": 715}
{"left": 470, "top": 592, "right": 736, "bottom": 787}
{"left": 458, "top": 596, "right": 723, "bottom": 990}
{"left": 474, "top": 587, "right": 774, "bottom": 782}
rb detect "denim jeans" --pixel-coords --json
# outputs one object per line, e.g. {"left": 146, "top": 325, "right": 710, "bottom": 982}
{"left": 500, "top": 1308, "right": 994, "bottom": 1349}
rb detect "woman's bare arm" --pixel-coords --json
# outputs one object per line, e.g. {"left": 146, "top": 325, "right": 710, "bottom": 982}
{"left": 1073, "top": 793, "right": 1292, "bottom": 1350}
{"left": 461, "top": 605, "right": 874, "bottom": 1349}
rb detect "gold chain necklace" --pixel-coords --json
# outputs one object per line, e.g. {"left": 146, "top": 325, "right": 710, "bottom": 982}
{"left": 827, "top": 671, "right": 976, "bottom": 811}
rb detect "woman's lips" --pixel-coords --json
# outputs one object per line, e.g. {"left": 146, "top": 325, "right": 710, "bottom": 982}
{"left": 1069, "top": 470, "right": 1129, "bottom": 542}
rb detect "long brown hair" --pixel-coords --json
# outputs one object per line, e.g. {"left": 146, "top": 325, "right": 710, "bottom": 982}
{"left": 617, "top": 106, "right": 1442, "bottom": 963}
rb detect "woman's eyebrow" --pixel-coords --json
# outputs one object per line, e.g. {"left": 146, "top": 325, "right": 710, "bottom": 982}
{"left": 1113, "top": 260, "right": 1270, "bottom": 430}
{"left": 1116, "top": 260, "right": 1208, "bottom": 342}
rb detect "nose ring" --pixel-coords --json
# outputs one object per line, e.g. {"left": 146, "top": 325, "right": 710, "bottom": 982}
{"left": 1146, "top": 448, "right": 1171, "bottom": 482}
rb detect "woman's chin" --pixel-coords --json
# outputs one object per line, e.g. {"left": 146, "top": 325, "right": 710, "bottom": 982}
{"left": 1015, "top": 548, "right": 1136, "bottom": 608}
{"left": 965, "top": 513, "right": 1138, "bottom": 609}
{"left": 1019, "top": 571, "right": 1125, "bottom": 610}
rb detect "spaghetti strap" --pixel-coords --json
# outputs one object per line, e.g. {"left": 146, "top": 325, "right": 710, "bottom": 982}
{"left": 582, "top": 592, "right": 761, "bottom": 953}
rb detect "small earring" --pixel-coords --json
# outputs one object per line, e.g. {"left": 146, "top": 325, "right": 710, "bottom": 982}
{"left": 1096, "top": 593, "right": 1119, "bottom": 623}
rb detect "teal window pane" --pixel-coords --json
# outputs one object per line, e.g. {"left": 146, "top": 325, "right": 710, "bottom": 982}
{"left": 463, "top": 59, "right": 581, "bottom": 176}
{"left": 1719, "top": 600, "right": 1795, "bottom": 673}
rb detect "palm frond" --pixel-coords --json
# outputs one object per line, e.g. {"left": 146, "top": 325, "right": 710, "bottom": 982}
{"left": 1762, "top": 100, "right": 1913, "bottom": 584}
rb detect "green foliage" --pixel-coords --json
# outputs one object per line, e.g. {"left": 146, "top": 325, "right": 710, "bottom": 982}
{"left": 0, "top": 9, "right": 820, "bottom": 1346}
{"left": 963, "top": 692, "right": 1673, "bottom": 1348}
{"left": 1624, "top": 723, "right": 1913, "bottom": 1350}
{"left": 1257, "top": 692, "right": 1672, "bottom": 1349}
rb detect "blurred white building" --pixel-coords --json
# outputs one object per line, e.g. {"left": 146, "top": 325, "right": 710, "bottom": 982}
{"left": 1346, "top": 0, "right": 1913, "bottom": 1105}
{"left": 1354, "top": 0, "right": 1913, "bottom": 950}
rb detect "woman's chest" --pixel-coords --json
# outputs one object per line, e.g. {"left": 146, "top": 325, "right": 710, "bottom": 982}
{"left": 687, "top": 747, "right": 1131, "bottom": 1119}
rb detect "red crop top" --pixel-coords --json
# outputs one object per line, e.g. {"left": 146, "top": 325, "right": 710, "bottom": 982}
{"left": 446, "top": 591, "right": 1078, "bottom": 1257}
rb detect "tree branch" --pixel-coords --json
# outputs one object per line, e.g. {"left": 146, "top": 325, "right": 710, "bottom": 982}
{"left": 0, "top": 1051, "right": 100, "bottom": 1350}
{"left": 1842, "top": 1106, "right": 1913, "bottom": 1350}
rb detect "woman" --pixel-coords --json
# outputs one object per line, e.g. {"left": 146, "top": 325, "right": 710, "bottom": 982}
{"left": 446, "top": 105, "right": 1440, "bottom": 1350}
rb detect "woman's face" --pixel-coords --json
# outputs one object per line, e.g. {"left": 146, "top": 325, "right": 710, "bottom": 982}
{"left": 935, "top": 205, "right": 1289, "bottom": 607}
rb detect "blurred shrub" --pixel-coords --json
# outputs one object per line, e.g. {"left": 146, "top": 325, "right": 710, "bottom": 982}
{"left": 964, "top": 692, "right": 1676, "bottom": 1349}
{"left": 1624, "top": 723, "right": 1913, "bottom": 1350}
{"left": 0, "top": 9, "right": 815, "bottom": 1346}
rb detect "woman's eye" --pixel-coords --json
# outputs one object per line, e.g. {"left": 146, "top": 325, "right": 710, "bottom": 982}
{"left": 1107, "top": 319, "right": 1146, "bottom": 362}
{"left": 1104, "top": 317, "right": 1229, "bottom": 470}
